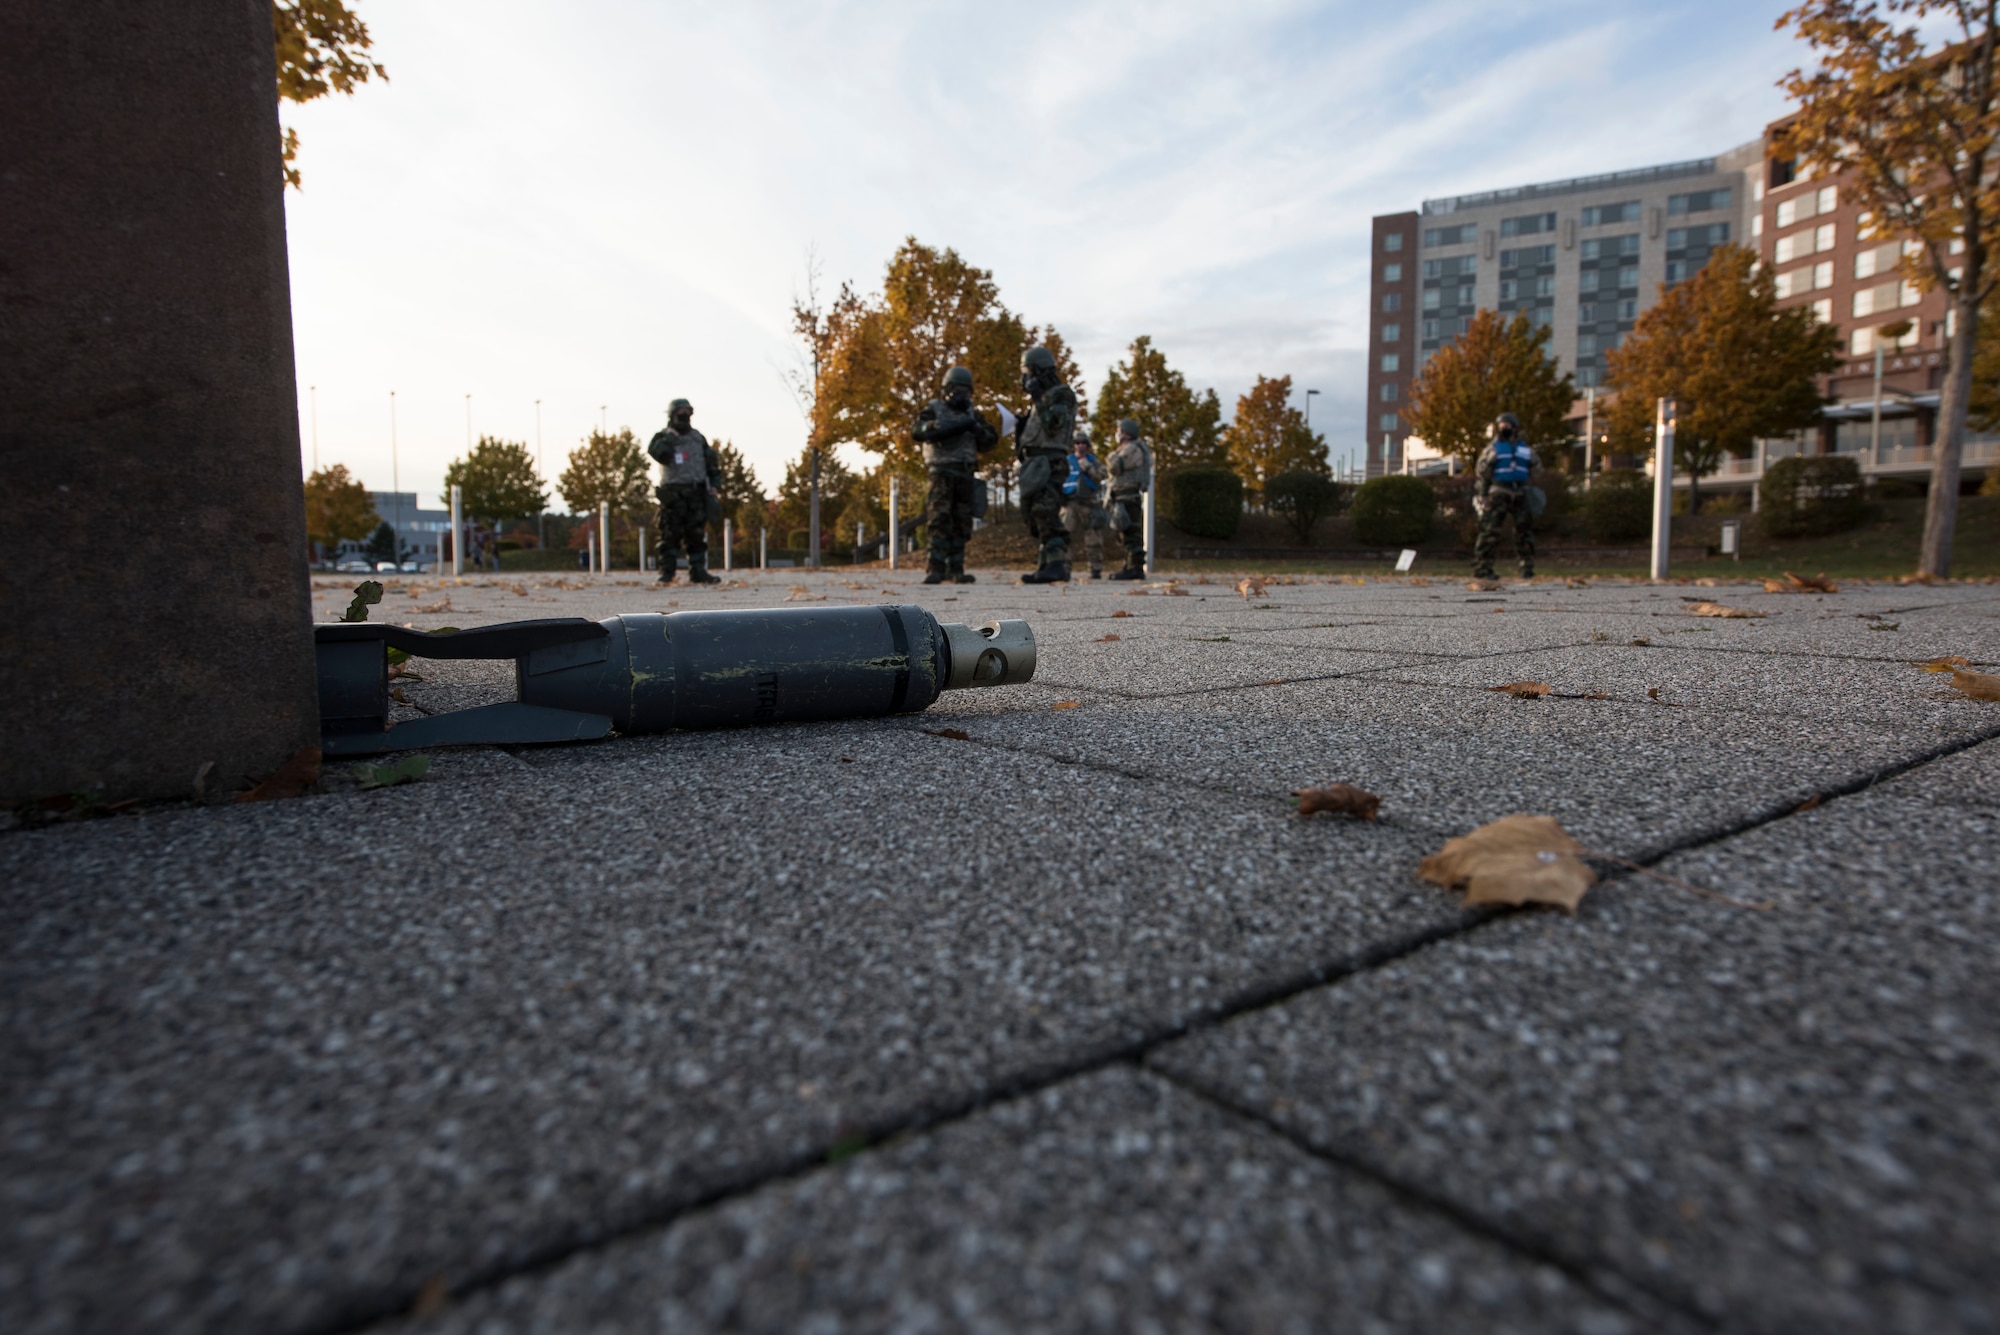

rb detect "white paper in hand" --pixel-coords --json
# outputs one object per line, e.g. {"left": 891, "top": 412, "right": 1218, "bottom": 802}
{"left": 997, "top": 404, "right": 1018, "bottom": 437}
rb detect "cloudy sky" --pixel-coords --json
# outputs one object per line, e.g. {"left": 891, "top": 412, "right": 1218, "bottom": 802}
{"left": 284, "top": 0, "right": 1806, "bottom": 509}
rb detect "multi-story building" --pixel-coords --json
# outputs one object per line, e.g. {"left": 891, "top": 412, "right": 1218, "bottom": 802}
{"left": 1367, "top": 120, "right": 1998, "bottom": 490}
{"left": 1366, "top": 144, "right": 1759, "bottom": 474}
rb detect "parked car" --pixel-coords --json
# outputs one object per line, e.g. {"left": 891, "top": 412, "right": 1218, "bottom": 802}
{"left": 374, "top": 561, "right": 401, "bottom": 573}
{"left": 334, "top": 559, "right": 373, "bottom": 573}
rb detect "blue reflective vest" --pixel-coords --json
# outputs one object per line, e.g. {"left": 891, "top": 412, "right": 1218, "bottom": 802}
{"left": 1492, "top": 439, "right": 1532, "bottom": 485}
{"left": 1062, "top": 454, "right": 1101, "bottom": 498}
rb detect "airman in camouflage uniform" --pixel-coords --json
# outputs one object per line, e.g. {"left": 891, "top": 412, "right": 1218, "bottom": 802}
{"left": 911, "top": 365, "right": 998, "bottom": 584}
{"left": 1472, "top": 411, "right": 1536, "bottom": 580}
{"left": 648, "top": 398, "right": 723, "bottom": 584}
{"left": 1014, "top": 345, "right": 1077, "bottom": 583}
{"left": 1106, "top": 417, "right": 1152, "bottom": 580}
{"left": 1061, "top": 425, "right": 1109, "bottom": 578}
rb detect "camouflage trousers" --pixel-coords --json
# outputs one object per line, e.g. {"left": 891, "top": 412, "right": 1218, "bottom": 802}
{"left": 1017, "top": 451, "right": 1070, "bottom": 568}
{"left": 1473, "top": 486, "right": 1535, "bottom": 577}
{"left": 1108, "top": 492, "right": 1145, "bottom": 567}
{"left": 926, "top": 462, "right": 977, "bottom": 573}
{"left": 1062, "top": 500, "right": 1105, "bottom": 571}
{"left": 657, "top": 483, "right": 709, "bottom": 571}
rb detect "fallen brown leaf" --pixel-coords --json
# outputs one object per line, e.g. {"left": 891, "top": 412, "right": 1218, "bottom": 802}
{"left": 1166, "top": 586, "right": 1190, "bottom": 597}
{"left": 1946, "top": 668, "right": 2000, "bottom": 701}
{"left": 1237, "top": 578, "right": 1267, "bottom": 599}
{"left": 509, "top": 584, "right": 529, "bottom": 596}
{"left": 1919, "top": 655, "right": 1973, "bottom": 673}
{"left": 1124, "top": 589, "right": 1149, "bottom": 597}
{"left": 1291, "top": 783, "right": 1381, "bottom": 821}
{"left": 1782, "top": 571, "right": 1839, "bottom": 593}
{"left": 413, "top": 598, "right": 452, "bottom": 614}
{"left": 1111, "top": 610, "right": 1133, "bottom": 618}
{"left": 1417, "top": 814, "right": 1596, "bottom": 914}
{"left": 1466, "top": 579, "right": 1502, "bottom": 592}
{"left": 411, "top": 1275, "right": 450, "bottom": 1318}
{"left": 1255, "top": 679, "right": 1288, "bottom": 687}
{"left": 1687, "top": 602, "right": 1764, "bottom": 619}
{"left": 1793, "top": 793, "right": 1822, "bottom": 814}
{"left": 923, "top": 727, "right": 972, "bottom": 741}
{"left": 1052, "top": 701, "right": 1082, "bottom": 710}
{"left": 1646, "top": 687, "right": 1680, "bottom": 706}
{"left": 236, "top": 746, "right": 321, "bottom": 803}
{"left": 1095, "top": 633, "right": 1121, "bottom": 642}
{"left": 1631, "top": 637, "right": 1651, "bottom": 646}
{"left": 1487, "top": 680, "right": 1551, "bottom": 699}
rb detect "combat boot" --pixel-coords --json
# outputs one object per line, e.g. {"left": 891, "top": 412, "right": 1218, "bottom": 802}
{"left": 688, "top": 561, "right": 722, "bottom": 585}
{"left": 1020, "top": 563, "right": 1071, "bottom": 584}
{"left": 922, "top": 565, "right": 946, "bottom": 585}
{"left": 1108, "top": 559, "right": 1145, "bottom": 581}
{"left": 951, "top": 567, "right": 976, "bottom": 584}
{"left": 657, "top": 569, "right": 677, "bottom": 585}
{"left": 1090, "top": 568, "right": 1103, "bottom": 579}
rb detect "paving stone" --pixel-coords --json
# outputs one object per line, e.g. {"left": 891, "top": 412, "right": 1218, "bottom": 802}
{"left": 1152, "top": 738, "right": 2000, "bottom": 1335}
{"left": 384, "top": 1068, "right": 1643, "bottom": 1335}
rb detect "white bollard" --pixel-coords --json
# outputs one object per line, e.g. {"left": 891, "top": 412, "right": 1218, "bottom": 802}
{"left": 1143, "top": 474, "right": 1157, "bottom": 577}
{"left": 888, "top": 475, "right": 899, "bottom": 571}
{"left": 1651, "top": 398, "right": 1675, "bottom": 581}
{"left": 449, "top": 484, "right": 463, "bottom": 577}
{"left": 760, "top": 526, "right": 767, "bottom": 570}
{"left": 638, "top": 525, "right": 647, "bottom": 572}
{"left": 599, "top": 500, "right": 610, "bottom": 574}
{"left": 723, "top": 517, "right": 732, "bottom": 571}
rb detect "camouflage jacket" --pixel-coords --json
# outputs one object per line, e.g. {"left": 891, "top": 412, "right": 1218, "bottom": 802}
{"left": 1017, "top": 383, "right": 1077, "bottom": 457}
{"left": 649, "top": 426, "right": 720, "bottom": 488}
{"left": 913, "top": 398, "right": 998, "bottom": 466}
{"left": 1107, "top": 437, "right": 1153, "bottom": 496}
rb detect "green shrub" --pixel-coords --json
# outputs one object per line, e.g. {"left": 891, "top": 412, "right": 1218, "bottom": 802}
{"left": 1760, "top": 455, "right": 1864, "bottom": 538}
{"left": 1164, "top": 466, "right": 1244, "bottom": 539}
{"left": 1537, "top": 467, "right": 1572, "bottom": 518}
{"left": 1427, "top": 473, "right": 1479, "bottom": 546}
{"left": 1264, "top": 471, "right": 1347, "bottom": 543}
{"left": 1352, "top": 475, "right": 1435, "bottom": 546}
{"left": 1583, "top": 469, "right": 1652, "bottom": 543}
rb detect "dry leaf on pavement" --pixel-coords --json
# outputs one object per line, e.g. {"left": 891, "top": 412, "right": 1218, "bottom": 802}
{"left": 1776, "top": 571, "right": 1838, "bottom": 593}
{"left": 1111, "top": 610, "right": 1133, "bottom": 618}
{"left": 1687, "top": 602, "right": 1765, "bottom": 619}
{"left": 1291, "top": 783, "right": 1381, "bottom": 821}
{"left": 1237, "top": 578, "right": 1267, "bottom": 599}
{"left": 1919, "top": 655, "right": 1973, "bottom": 673}
{"left": 1095, "top": 633, "right": 1120, "bottom": 642}
{"left": 236, "top": 746, "right": 321, "bottom": 803}
{"left": 413, "top": 598, "right": 451, "bottom": 614}
{"left": 1487, "top": 681, "right": 1551, "bottom": 699}
{"left": 1052, "top": 701, "right": 1082, "bottom": 710}
{"left": 1417, "top": 814, "right": 1596, "bottom": 913}
{"left": 1946, "top": 668, "right": 2000, "bottom": 701}
{"left": 923, "top": 727, "right": 972, "bottom": 741}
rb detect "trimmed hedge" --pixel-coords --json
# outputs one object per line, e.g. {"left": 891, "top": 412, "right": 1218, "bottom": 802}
{"left": 1265, "top": 471, "right": 1348, "bottom": 543}
{"left": 1760, "top": 455, "right": 1865, "bottom": 538}
{"left": 1352, "top": 475, "right": 1435, "bottom": 546}
{"left": 1582, "top": 469, "right": 1651, "bottom": 543}
{"left": 1164, "top": 466, "right": 1244, "bottom": 539}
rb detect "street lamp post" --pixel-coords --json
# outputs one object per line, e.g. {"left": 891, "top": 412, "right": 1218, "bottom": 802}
{"left": 309, "top": 384, "right": 318, "bottom": 473}
{"left": 389, "top": 390, "right": 401, "bottom": 556}
{"left": 1305, "top": 388, "right": 1320, "bottom": 427}
{"left": 535, "top": 399, "right": 545, "bottom": 551}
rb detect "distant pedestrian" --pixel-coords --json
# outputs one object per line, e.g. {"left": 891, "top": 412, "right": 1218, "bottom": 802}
{"left": 1472, "top": 412, "right": 1536, "bottom": 580}
{"left": 1062, "top": 425, "right": 1108, "bottom": 579}
{"left": 911, "top": 366, "right": 998, "bottom": 584}
{"left": 1106, "top": 418, "right": 1152, "bottom": 580}
{"left": 1014, "top": 345, "right": 1077, "bottom": 583}
{"left": 648, "top": 398, "right": 723, "bottom": 584}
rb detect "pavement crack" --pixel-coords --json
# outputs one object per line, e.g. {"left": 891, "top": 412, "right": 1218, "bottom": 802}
{"left": 1145, "top": 1064, "right": 1716, "bottom": 1335}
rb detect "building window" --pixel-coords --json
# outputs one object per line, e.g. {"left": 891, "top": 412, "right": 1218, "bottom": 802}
{"left": 1810, "top": 297, "right": 1833, "bottom": 324}
{"left": 1813, "top": 260, "right": 1833, "bottom": 289}
{"left": 1382, "top": 322, "right": 1401, "bottom": 341}
{"left": 1578, "top": 333, "right": 1598, "bottom": 357}
{"left": 1421, "top": 319, "right": 1439, "bottom": 340}
{"left": 1422, "top": 255, "right": 1477, "bottom": 279}
{"left": 1668, "top": 187, "right": 1732, "bottom": 215}
{"left": 1423, "top": 224, "right": 1475, "bottom": 247}
{"left": 1382, "top": 354, "right": 1400, "bottom": 372}
{"left": 1618, "top": 298, "right": 1637, "bottom": 320}
{"left": 1500, "top": 212, "right": 1557, "bottom": 238}
{"left": 1423, "top": 289, "right": 1442, "bottom": 310}
{"left": 1383, "top": 263, "right": 1402, "bottom": 282}
{"left": 1379, "top": 413, "right": 1401, "bottom": 431}
{"left": 1618, "top": 265, "right": 1638, "bottom": 289}
{"left": 1382, "top": 293, "right": 1401, "bottom": 311}
{"left": 1499, "top": 244, "right": 1555, "bottom": 267}
{"left": 1580, "top": 234, "right": 1640, "bottom": 261}
{"left": 1528, "top": 307, "right": 1552, "bottom": 327}
{"left": 1580, "top": 201, "right": 1641, "bottom": 226}
{"left": 1577, "top": 366, "right": 1602, "bottom": 387}
{"left": 1384, "top": 233, "right": 1404, "bottom": 252}
{"left": 1770, "top": 157, "right": 1796, "bottom": 188}
{"left": 1380, "top": 383, "right": 1398, "bottom": 402}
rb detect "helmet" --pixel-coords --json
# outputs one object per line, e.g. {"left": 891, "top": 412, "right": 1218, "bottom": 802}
{"left": 942, "top": 366, "right": 974, "bottom": 392}
{"left": 1118, "top": 418, "right": 1141, "bottom": 440}
{"left": 669, "top": 398, "right": 693, "bottom": 415}
{"left": 1074, "top": 423, "right": 1092, "bottom": 443}
{"left": 1493, "top": 412, "right": 1519, "bottom": 436}
{"left": 1021, "top": 346, "right": 1058, "bottom": 374}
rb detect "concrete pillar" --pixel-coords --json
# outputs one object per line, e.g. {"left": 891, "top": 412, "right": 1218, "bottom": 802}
{"left": 0, "top": 0, "right": 317, "bottom": 802}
